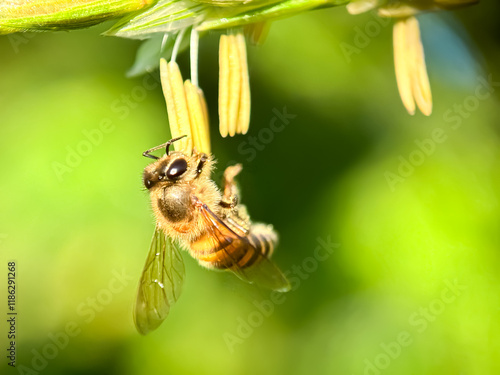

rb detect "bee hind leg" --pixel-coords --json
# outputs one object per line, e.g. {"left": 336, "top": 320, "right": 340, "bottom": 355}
{"left": 219, "top": 164, "right": 252, "bottom": 232}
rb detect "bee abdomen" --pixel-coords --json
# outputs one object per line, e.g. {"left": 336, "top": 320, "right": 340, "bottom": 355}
{"left": 191, "top": 224, "right": 278, "bottom": 270}
{"left": 229, "top": 224, "right": 277, "bottom": 270}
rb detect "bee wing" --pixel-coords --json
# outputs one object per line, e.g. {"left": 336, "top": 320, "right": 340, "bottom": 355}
{"left": 134, "top": 227, "right": 185, "bottom": 335}
{"left": 197, "top": 201, "right": 291, "bottom": 292}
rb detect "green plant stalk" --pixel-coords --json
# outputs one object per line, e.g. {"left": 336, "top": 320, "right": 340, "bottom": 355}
{"left": 0, "top": 0, "right": 154, "bottom": 34}
{"left": 199, "top": 0, "right": 348, "bottom": 30}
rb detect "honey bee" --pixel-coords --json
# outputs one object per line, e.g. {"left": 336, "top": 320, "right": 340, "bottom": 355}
{"left": 134, "top": 136, "right": 290, "bottom": 335}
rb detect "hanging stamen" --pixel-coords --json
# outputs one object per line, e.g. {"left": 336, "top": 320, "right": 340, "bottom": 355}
{"left": 218, "top": 30, "right": 251, "bottom": 137}
{"left": 393, "top": 16, "right": 432, "bottom": 116}
{"left": 219, "top": 34, "right": 230, "bottom": 138}
{"left": 187, "top": 27, "right": 210, "bottom": 154}
{"left": 169, "top": 62, "right": 193, "bottom": 151}
{"left": 160, "top": 59, "right": 193, "bottom": 153}
{"left": 160, "top": 27, "right": 210, "bottom": 155}
{"left": 393, "top": 19, "right": 415, "bottom": 115}
{"left": 227, "top": 33, "right": 242, "bottom": 137}
{"left": 160, "top": 59, "right": 180, "bottom": 145}
{"left": 185, "top": 80, "right": 211, "bottom": 154}
{"left": 407, "top": 17, "right": 432, "bottom": 116}
{"left": 236, "top": 32, "right": 250, "bottom": 135}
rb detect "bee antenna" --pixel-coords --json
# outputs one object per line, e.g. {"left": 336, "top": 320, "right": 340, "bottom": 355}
{"left": 166, "top": 135, "right": 187, "bottom": 155}
{"left": 142, "top": 135, "right": 187, "bottom": 159}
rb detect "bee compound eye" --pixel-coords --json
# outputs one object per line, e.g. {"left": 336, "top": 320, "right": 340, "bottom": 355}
{"left": 144, "top": 178, "right": 153, "bottom": 189}
{"left": 167, "top": 158, "right": 188, "bottom": 179}
{"left": 143, "top": 171, "right": 155, "bottom": 189}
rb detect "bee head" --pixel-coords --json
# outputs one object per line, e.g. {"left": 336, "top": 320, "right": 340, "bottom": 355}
{"left": 142, "top": 136, "right": 210, "bottom": 190}
{"left": 143, "top": 154, "right": 189, "bottom": 190}
{"left": 142, "top": 136, "right": 189, "bottom": 190}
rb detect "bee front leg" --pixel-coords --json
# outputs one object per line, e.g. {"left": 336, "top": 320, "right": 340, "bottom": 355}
{"left": 221, "top": 164, "right": 242, "bottom": 209}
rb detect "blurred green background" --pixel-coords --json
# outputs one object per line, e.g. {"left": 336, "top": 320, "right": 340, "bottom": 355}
{"left": 1, "top": 2, "right": 500, "bottom": 374}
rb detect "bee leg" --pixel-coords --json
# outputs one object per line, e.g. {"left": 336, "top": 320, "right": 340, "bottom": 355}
{"left": 235, "top": 204, "right": 251, "bottom": 224}
{"left": 221, "top": 164, "right": 242, "bottom": 208}
{"left": 195, "top": 153, "right": 208, "bottom": 176}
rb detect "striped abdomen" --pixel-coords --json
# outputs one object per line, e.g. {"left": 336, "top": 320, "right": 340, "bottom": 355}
{"left": 189, "top": 223, "right": 277, "bottom": 270}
